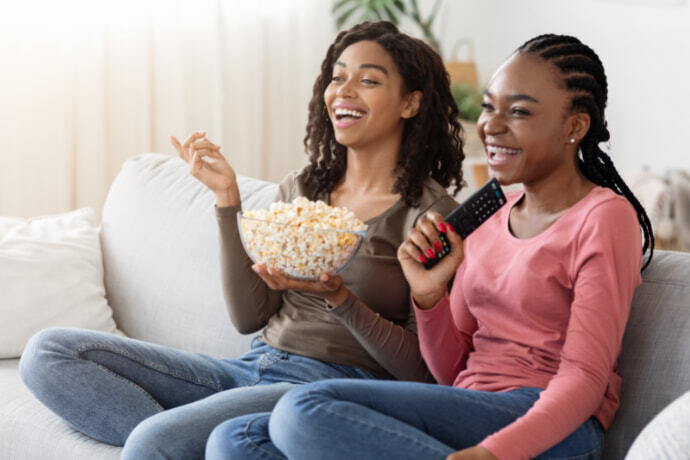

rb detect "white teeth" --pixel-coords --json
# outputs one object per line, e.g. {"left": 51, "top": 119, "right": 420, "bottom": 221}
{"left": 334, "top": 108, "right": 365, "bottom": 118}
{"left": 486, "top": 145, "right": 520, "bottom": 155}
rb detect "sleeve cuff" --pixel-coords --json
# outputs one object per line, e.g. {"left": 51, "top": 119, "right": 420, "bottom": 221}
{"left": 215, "top": 204, "right": 242, "bottom": 219}
{"left": 327, "top": 291, "right": 358, "bottom": 313}
{"left": 412, "top": 292, "right": 450, "bottom": 317}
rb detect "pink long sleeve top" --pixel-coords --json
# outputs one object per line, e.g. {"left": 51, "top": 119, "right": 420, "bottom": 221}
{"left": 414, "top": 187, "right": 643, "bottom": 459}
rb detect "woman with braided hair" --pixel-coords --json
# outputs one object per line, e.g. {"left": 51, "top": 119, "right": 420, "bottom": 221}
{"left": 219, "top": 34, "right": 654, "bottom": 460}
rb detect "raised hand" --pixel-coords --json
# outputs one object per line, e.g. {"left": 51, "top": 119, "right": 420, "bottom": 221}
{"left": 170, "top": 131, "right": 240, "bottom": 207}
{"left": 397, "top": 211, "right": 465, "bottom": 310}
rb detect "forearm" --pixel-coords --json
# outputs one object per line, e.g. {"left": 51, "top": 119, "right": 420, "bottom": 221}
{"left": 329, "top": 292, "right": 432, "bottom": 382}
{"left": 479, "top": 373, "right": 606, "bottom": 459}
{"left": 414, "top": 294, "right": 473, "bottom": 386}
{"left": 216, "top": 204, "right": 281, "bottom": 333}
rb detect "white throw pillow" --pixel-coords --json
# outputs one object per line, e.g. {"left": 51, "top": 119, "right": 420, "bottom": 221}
{"left": 0, "top": 208, "right": 119, "bottom": 358}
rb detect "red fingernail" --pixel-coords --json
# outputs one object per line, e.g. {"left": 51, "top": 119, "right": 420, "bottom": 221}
{"left": 447, "top": 223, "right": 455, "bottom": 233}
{"left": 434, "top": 240, "right": 442, "bottom": 252}
{"left": 438, "top": 222, "right": 447, "bottom": 233}
{"left": 418, "top": 254, "right": 428, "bottom": 263}
{"left": 426, "top": 248, "right": 435, "bottom": 259}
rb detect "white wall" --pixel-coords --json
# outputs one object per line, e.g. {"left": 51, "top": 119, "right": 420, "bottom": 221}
{"left": 430, "top": 0, "right": 690, "bottom": 177}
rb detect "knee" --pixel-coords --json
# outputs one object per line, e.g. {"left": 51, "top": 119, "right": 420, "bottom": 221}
{"left": 206, "top": 414, "right": 274, "bottom": 460}
{"left": 269, "top": 382, "right": 338, "bottom": 448}
{"left": 205, "top": 419, "right": 246, "bottom": 460}
{"left": 121, "top": 416, "right": 174, "bottom": 460}
{"left": 19, "top": 327, "right": 75, "bottom": 390}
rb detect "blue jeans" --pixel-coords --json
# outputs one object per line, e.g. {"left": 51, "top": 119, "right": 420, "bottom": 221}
{"left": 18, "top": 327, "right": 374, "bottom": 459}
{"left": 208, "top": 379, "right": 604, "bottom": 460}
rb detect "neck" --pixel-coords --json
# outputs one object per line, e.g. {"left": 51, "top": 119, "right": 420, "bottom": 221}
{"left": 338, "top": 137, "right": 402, "bottom": 195}
{"left": 521, "top": 161, "right": 594, "bottom": 215}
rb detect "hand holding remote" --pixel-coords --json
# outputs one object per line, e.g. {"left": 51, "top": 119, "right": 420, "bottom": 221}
{"left": 397, "top": 211, "right": 465, "bottom": 310}
{"left": 425, "top": 178, "right": 506, "bottom": 269}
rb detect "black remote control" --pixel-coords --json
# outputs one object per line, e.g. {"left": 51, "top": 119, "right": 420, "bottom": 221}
{"left": 424, "top": 178, "right": 507, "bottom": 269}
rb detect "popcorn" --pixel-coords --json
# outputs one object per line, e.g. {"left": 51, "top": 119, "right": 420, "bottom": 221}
{"left": 239, "top": 197, "right": 368, "bottom": 280}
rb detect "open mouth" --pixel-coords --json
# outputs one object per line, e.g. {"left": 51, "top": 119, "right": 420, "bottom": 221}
{"left": 334, "top": 107, "right": 366, "bottom": 122}
{"left": 486, "top": 144, "right": 521, "bottom": 162}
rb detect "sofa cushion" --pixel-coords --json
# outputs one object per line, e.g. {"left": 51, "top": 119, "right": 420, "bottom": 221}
{"left": 100, "top": 153, "right": 278, "bottom": 358}
{"left": 0, "top": 208, "right": 119, "bottom": 358}
{"left": 603, "top": 250, "right": 690, "bottom": 459}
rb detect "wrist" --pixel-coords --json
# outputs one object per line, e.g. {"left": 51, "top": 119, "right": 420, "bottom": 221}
{"left": 215, "top": 188, "right": 240, "bottom": 208}
{"left": 324, "top": 285, "right": 350, "bottom": 308}
{"left": 412, "top": 289, "right": 445, "bottom": 310}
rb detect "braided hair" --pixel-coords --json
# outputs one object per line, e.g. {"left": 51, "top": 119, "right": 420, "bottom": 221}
{"left": 518, "top": 34, "right": 654, "bottom": 269}
{"left": 303, "top": 21, "right": 464, "bottom": 207}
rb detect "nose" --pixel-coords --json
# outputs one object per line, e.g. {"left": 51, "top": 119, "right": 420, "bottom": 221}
{"left": 335, "top": 78, "right": 356, "bottom": 98}
{"left": 480, "top": 111, "right": 507, "bottom": 137}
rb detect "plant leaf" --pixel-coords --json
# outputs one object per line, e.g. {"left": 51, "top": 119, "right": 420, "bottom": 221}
{"left": 332, "top": 0, "right": 353, "bottom": 14}
{"left": 392, "top": 0, "right": 406, "bottom": 14}
{"left": 382, "top": 5, "right": 399, "bottom": 24}
{"left": 409, "top": 0, "right": 422, "bottom": 22}
{"left": 335, "top": 4, "right": 361, "bottom": 28}
{"left": 427, "top": 0, "right": 443, "bottom": 27}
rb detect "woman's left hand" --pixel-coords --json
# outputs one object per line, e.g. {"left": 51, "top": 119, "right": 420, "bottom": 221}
{"left": 251, "top": 264, "right": 350, "bottom": 307}
{"left": 446, "top": 446, "right": 497, "bottom": 460}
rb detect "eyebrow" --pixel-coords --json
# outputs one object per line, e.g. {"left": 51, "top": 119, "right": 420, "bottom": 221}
{"left": 334, "top": 61, "right": 389, "bottom": 76}
{"left": 484, "top": 89, "right": 539, "bottom": 104}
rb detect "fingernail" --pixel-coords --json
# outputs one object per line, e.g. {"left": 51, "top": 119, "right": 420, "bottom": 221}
{"left": 447, "top": 223, "right": 455, "bottom": 233}
{"left": 434, "top": 240, "right": 442, "bottom": 252}
{"left": 251, "top": 265, "right": 260, "bottom": 273}
{"left": 438, "top": 222, "right": 447, "bottom": 233}
{"left": 418, "top": 253, "right": 428, "bottom": 263}
{"left": 426, "top": 248, "right": 435, "bottom": 259}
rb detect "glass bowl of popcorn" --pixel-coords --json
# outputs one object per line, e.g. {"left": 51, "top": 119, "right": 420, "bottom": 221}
{"left": 238, "top": 197, "right": 368, "bottom": 280}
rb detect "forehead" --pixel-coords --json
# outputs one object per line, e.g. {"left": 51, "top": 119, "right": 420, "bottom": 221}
{"left": 486, "top": 53, "right": 566, "bottom": 101}
{"left": 335, "top": 40, "right": 395, "bottom": 69}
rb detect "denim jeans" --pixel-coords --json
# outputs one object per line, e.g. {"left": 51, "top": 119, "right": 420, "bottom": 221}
{"left": 18, "top": 327, "right": 374, "bottom": 460}
{"left": 207, "top": 379, "right": 604, "bottom": 460}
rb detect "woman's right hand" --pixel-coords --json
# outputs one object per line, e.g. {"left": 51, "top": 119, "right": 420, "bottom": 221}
{"left": 397, "top": 211, "right": 465, "bottom": 310}
{"left": 170, "top": 131, "right": 241, "bottom": 207}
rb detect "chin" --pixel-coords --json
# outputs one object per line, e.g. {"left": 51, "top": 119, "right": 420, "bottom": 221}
{"left": 488, "top": 169, "right": 514, "bottom": 187}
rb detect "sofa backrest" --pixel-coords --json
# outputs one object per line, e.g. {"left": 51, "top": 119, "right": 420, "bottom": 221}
{"left": 100, "top": 153, "right": 278, "bottom": 358}
{"left": 604, "top": 249, "right": 690, "bottom": 459}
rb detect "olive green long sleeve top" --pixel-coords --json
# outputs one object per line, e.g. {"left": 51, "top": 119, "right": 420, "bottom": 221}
{"left": 216, "top": 169, "right": 458, "bottom": 380}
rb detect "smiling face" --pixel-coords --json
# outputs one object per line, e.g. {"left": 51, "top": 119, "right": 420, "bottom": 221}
{"left": 477, "top": 53, "right": 587, "bottom": 187}
{"left": 324, "top": 40, "right": 420, "bottom": 152}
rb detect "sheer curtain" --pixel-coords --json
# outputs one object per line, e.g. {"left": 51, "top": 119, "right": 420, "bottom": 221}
{"left": 0, "top": 0, "right": 333, "bottom": 218}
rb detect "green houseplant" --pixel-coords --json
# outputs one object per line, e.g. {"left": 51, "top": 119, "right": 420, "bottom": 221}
{"left": 332, "top": 0, "right": 443, "bottom": 54}
{"left": 451, "top": 82, "right": 482, "bottom": 123}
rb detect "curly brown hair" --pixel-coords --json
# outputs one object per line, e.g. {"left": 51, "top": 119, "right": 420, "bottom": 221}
{"left": 303, "top": 21, "right": 464, "bottom": 207}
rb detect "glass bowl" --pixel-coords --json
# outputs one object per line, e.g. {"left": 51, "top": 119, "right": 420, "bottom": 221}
{"left": 237, "top": 212, "right": 367, "bottom": 280}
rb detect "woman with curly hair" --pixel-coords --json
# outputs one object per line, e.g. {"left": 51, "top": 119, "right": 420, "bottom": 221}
{"left": 19, "top": 21, "right": 464, "bottom": 459}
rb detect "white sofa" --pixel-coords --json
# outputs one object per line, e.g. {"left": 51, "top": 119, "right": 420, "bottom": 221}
{"left": 1, "top": 153, "right": 688, "bottom": 459}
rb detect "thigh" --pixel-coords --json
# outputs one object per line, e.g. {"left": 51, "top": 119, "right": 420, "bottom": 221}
{"left": 24, "top": 327, "right": 264, "bottom": 408}
{"left": 536, "top": 418, "right": 604, "bottom": 460}
{"left": 122, "top": 382, "right": 296, "bottom": 460}
{"left": 292, "top": 379, "right": 541, "bottom": 450}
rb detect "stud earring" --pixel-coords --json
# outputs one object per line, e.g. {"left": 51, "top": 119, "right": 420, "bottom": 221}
{"left": 569, "top": 138, "right": 576, "bottom": 144}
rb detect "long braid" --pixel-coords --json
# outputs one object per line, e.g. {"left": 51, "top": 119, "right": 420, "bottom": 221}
{"left": 518, "top": 34, "right": 654, "bottom": 269}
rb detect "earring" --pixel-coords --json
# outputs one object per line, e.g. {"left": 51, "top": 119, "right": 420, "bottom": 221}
{"left": 569, "top": 138, "right": 576, "bottom": 144}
